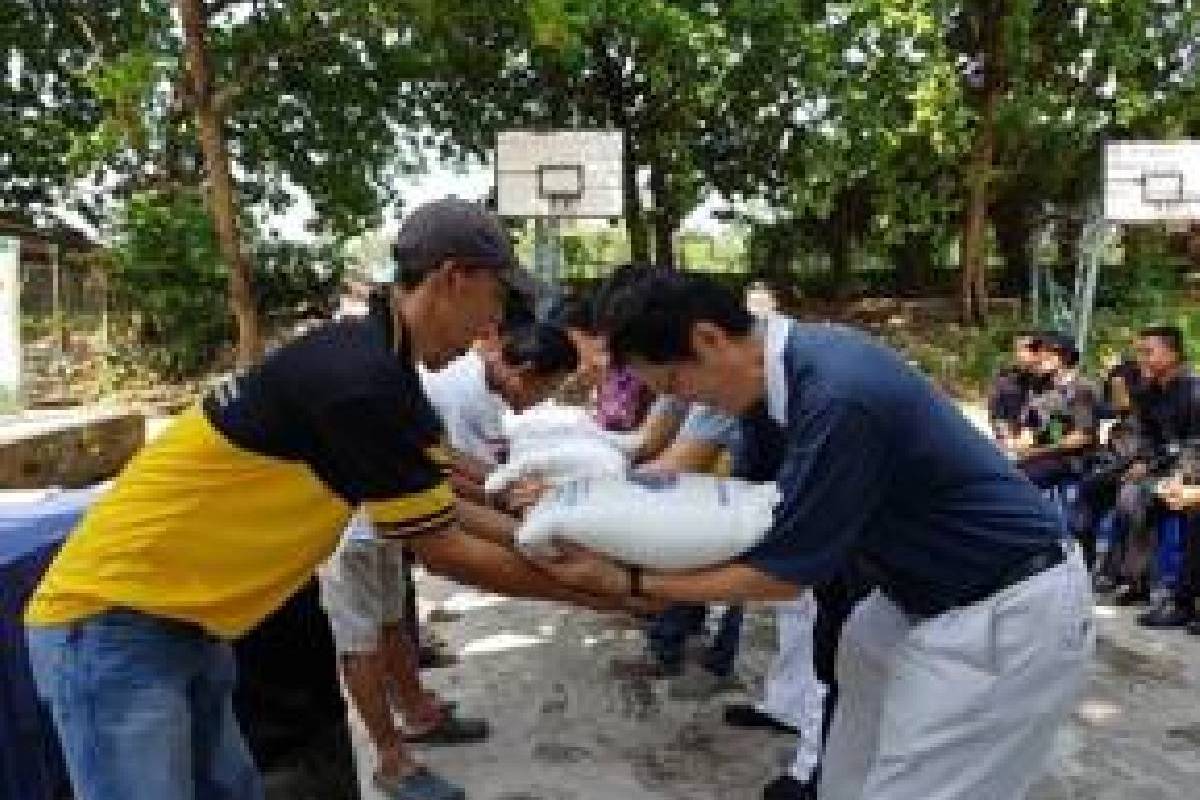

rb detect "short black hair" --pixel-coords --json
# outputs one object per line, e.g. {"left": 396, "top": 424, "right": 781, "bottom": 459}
{"left": 1043, "top": 331, "right": 1080, "bottom": 366}
{"left": 500, "top": 285, "right": 535, "bottom": 332}
{"left": 1139, "top": 324, "right": 1187, "bottom": 359}
{"left": 543, "top": 264, "right": 657, "bottom": 334}
{"left": 604, "top": 270, "right": 754, "bottom": 365}
{"left": 501, "top": 322, "right": 579, "bottom": 377}
{"left": 544, "top": 288, "right": 598, "bottom": 333}
{"left": 591, "top": 262, "right": 656, "bottom": 332}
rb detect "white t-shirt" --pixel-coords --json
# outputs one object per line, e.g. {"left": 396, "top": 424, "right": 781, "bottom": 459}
{"left": 419, "top": 349, "right": 509, "bottom": 467}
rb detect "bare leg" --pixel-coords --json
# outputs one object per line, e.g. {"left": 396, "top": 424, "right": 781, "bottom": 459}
{"left": 380, "top": 622, "right": 443, "bottom": 735}
{"left": 340, "top": 651, "right": 422, "bottom": 781}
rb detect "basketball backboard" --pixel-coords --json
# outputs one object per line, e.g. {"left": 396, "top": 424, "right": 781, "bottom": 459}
{"left": 496, "top": 130, "right": 624, "bottom": 218}
{"left": 1104, "top": 141, "right": 1200, "bottom": 222}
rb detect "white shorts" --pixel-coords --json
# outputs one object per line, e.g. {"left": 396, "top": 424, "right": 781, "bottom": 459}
{"left": 318, "top": 532, "right": 410, "bottom": 654}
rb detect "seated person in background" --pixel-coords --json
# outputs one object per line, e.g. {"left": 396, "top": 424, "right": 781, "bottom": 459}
{"left": 1082, "top": 356, "right": 1146, "bottom": 580}
{"left": 319, "top": 320, "right": 578, "bottom": 796}
{"left": 1085, "top": 414, "right": 1145, "bottom": 584}
{"left": 989, "top": 332, "right": 1050, "bottom": 448}
{"left": 1107, "top": 325, "right": 1200, "bottom": 607}
{"left": 1012, "top": 332, "right": 1099, "bottom": 492}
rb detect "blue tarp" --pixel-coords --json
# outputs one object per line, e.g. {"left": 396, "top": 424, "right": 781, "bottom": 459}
{"left": 0, "top": 486, "right": 103, "bottom": 800}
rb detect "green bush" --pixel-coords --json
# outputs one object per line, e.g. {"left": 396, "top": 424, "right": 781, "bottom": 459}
{"left": 110, "top": 191, "right": 232, "bottom": 378}
{"left": 1096, "top": 231, "right": 1187, "bottom": 310}
{"left": 109, "top": 190, "right": 347, "bottom": 379}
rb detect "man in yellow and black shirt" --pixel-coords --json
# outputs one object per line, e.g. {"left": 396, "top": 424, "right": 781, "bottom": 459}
{"left": 24, "top": 199, "right": 603, "bottom": 800}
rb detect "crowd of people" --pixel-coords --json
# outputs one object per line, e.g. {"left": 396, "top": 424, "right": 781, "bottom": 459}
{"left": 24, "top": 198, "right": 1094, "bottom": 800}
{"left": 988, "top": 325, "right": 1200, "bottom": 634}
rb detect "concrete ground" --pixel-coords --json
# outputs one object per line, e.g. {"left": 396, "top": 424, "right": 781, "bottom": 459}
{"left": 343, "top": 574, "right": 1200, "bottom": 800}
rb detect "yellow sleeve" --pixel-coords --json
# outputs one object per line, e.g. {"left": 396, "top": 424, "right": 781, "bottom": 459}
{"left": 363, "top": 480, "right": 456, "bottom": 538}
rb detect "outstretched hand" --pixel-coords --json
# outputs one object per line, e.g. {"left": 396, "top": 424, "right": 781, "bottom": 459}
{"left": 532, "top": 542, "right": 631, "bottom": 598}
{"left": 502, "top": 478, "right": 550, "bottom": 515}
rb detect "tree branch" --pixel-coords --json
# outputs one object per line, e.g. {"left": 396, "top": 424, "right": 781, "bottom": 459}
{"left": 71, "top": 11, "right": 108, "bottom": 67}
{"left": 211, "top": 15, "right": 356, "bottom": 115}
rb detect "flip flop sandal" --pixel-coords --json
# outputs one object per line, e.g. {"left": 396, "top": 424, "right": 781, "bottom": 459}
{"left": 375, "top": 767, "right": 466, "bottom": 800}
{"left": 404, "top": 712, "right": 490, "bottom": 745}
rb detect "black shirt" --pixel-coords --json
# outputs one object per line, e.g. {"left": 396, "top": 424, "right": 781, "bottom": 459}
{"left": 1134, "top": 371, "right": 1200, "bottom": 460}
{"left": 988, "top": 367, "right": 1048, "bottom": 435}
{"left": 202, "top": 304, "right": 450, "bottom": 515}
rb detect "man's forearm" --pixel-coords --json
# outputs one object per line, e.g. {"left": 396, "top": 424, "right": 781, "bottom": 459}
{"left": 455, "top": 497, "right": 517, "bottom": 546}
{"left": 640, "top": 562, "right": 801, "bottom": 602}
{"left": 408, "top": 525, "right": 626, "bottom": 612}
{"left": 1021, "top": 432, "right": 1095, "bottom": 461}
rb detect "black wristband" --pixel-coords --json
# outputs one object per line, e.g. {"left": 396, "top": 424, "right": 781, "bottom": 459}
{"left": 628, "top": 566, "right": 643, "bottom": 598}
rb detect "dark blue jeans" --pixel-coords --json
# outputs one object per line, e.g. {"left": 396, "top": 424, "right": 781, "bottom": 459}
{"left": 647, "top": 603, "right": 744, "bottom": 676}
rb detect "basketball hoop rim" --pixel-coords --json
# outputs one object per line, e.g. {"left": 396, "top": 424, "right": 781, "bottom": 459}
{"left": 495, "top": 129, "right": 624, "bottom": 218}
{"left": 1103, "top": 140, "right": 1200, "bottom": 223}
{"left": 536, "top": 164, "right": 586, "bottom": 201}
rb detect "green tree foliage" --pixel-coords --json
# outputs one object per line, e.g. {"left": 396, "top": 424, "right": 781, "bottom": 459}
{"left": 401, "top": 0, "right": 728, "bottom": 264}
{"left": 5, "top": 1, "right": 435, "bottom": 361}
{"left": 6, "top": 0, "right": 1199, "bottom": 364}
{"left": 110, "top": 189, "right": 344, "bottom": 377}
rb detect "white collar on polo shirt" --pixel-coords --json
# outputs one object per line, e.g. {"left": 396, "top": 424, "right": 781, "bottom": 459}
{"left": 763, "top": 313, "right": 791, "bottom": 427}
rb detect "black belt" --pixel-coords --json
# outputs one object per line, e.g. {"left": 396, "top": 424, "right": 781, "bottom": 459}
{"left": 937, "top": 542, "right": 1069, "bottom": 616}
{"left": 993, "top": 542, "right": 1067, "bottom": 591}
{"left": 870, "top": 541, "right": 1070, "bottom": 619}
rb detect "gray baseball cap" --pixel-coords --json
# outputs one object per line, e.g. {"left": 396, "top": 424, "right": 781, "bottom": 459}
{"left": 391, "top": 198, "right": 534, "bottom": 301}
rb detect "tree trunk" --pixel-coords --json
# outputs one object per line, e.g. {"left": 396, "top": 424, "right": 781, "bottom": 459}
{"left": 992, "top": 198, "right": 1037, "bottom": 297}
{"left": 622, "top": 135, "right": 650, "bottom": 264}
{"left": 1187, "top": 223, "right": 1200, "bottom": 268}
{"left": 829, "top": 215, "right": 853, "bottom": 300}
{"left": 749, "top": 226, "right": 793, "bottom": 287}
{"left": 650, "top": 165, "right": 676, "bottom": 269}
{"left": 959, "top": 90, "right": 997, "bottom": 324}
{"left": 177, "top": 0, "right": 261, "bottom": 366}
{"left": 894, "top": 234, "right": 934, "bottom": 295}
{"left": 959, "top": 7, "right": 1004, "bottom": 325}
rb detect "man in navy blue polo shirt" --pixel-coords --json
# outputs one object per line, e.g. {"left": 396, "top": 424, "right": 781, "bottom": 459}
{"left": 537, "top": 270, "right": 1093, "bottom": 800}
